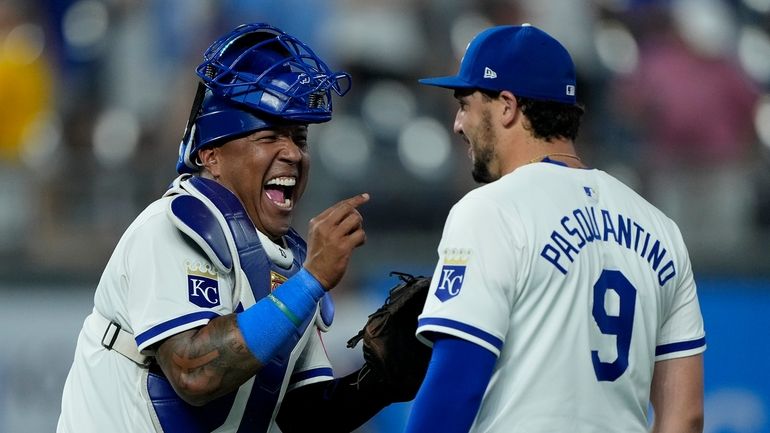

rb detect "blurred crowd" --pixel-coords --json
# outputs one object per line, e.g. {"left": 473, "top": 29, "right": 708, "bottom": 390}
{"left": 1, "top": 1, "right": 769, "bottom": 432}
{"left": 1, "top": 0, "right": 769, "bottom": 283}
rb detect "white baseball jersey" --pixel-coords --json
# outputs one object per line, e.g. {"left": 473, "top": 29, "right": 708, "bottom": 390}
{"left": 57, "top": 195, "right": 332, "bottom": 433}
{"left": 416, "top": 162, "right": 706, "bottom": 433}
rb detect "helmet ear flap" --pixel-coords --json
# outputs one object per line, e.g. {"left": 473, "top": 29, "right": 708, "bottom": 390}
{"left": 192, "top": 138, "right": 205, "bottom": 168}
{"left": 176, "top": 80, "right": 208, "bottom": 174}
{"left": 176, "top": 89, "right": 275, "bottom": 175}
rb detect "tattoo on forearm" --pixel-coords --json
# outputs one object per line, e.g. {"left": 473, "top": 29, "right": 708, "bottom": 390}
{"left": 158, "top": 314, "right": 259, "bottom": 400}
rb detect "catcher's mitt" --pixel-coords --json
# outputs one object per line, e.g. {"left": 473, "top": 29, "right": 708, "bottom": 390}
{"left": 347, "top": 271, "right": 432, "bottom": 402}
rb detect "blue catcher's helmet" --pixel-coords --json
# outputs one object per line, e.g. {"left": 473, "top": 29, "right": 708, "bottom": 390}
{"left": 176, "top": 23, "right": 351, "bottom": 174}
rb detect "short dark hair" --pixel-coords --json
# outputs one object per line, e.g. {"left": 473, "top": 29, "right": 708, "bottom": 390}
{"left": 516, "top": 95, "right": 583, "bottom": 141}
{"left": 479, "top": 90, "right": 584, "bottom": 141}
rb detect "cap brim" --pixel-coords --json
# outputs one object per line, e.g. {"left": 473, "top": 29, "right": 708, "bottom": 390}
{"left": 418, "top": 75, "right": 476, "bottom": 89}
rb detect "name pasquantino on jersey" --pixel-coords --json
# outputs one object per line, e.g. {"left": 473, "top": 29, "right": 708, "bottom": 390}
{"left": 540, "top": 206, "right": 676, "bottom": 286}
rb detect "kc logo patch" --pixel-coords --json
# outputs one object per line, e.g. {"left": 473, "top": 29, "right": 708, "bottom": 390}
{"left": 436, "top": 265, "right": 466, "bottom": 302}
{"left": 186, "top": 262, "right": 220, "bottom": 308}
{"left": 435, "top": 248, "right": 471, "bottom": 302}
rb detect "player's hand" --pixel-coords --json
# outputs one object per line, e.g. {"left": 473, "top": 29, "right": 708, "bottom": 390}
{"left": 304, "top": 193, "right": 369, "bottom": 290}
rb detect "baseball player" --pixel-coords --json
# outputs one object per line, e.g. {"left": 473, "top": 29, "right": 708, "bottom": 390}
{"left": 57, "top": 23, "right": 405, "bottom": 433}
{"left": 406, "top": 25, "right": 706, "bottom": 433}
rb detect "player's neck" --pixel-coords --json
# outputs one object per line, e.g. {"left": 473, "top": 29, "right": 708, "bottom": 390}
{"left": 517, "top": 137, "right": 584, "bottom": 170}
{"left": 497, "top": 128, "right": 584, "bottom": 175}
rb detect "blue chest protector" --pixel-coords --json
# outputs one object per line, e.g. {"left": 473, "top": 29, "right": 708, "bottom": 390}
{"left": 148, "top": 176, "right": 332, "bottom": 433}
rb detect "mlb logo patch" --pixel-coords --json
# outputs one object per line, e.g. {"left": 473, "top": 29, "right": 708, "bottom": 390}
{"left": 436, "top": 265, "right": 466, "bottom": 302}
{"left": 186, "top": 262, "right": 220, "bottom": 308}
{"left": 583, "top": 185, "right": 599, "bottom": 203}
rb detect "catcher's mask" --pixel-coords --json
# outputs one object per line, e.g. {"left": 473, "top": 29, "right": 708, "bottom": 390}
{"left": 176, "top": 23, "right": 352, "bottom": 174}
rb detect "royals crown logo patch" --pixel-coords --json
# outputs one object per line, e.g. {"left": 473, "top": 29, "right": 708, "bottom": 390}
{"left": 186, "top": 261, "right": 220, "bottom": 308}
{"left": 435, "top": 248, "right": 471, "bottom": 302}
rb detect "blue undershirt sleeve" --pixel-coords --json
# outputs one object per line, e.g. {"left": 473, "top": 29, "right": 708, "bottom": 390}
{"left": 404, "top": 335, "right": 497, "bottom": 433}
{"left": 235, "top": 268, "right": 325, "bottom": 363}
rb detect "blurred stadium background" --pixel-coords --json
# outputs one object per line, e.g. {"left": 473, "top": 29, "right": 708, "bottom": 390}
{"left": 0, "top": 0, "right": 768, "bottom": 432}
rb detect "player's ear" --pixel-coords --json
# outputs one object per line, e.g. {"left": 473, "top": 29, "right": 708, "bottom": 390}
{"left": 198, "top": 147, "right": 221, "bottom": 177}
{"left": 498, "top": 91, "right": 518, "bottom": 127}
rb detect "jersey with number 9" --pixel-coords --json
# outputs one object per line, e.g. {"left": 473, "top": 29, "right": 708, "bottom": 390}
{"left": 416, "top": 162, "right": 706, "bottom": 433}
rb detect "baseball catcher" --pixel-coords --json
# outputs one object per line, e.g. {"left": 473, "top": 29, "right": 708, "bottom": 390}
{"left": 57, "top": 22, "right": 409, "bottom": 433}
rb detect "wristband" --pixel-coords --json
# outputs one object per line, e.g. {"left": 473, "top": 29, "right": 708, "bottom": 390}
{"left": 236, "top": 268, "right": 325, "bottom": 362}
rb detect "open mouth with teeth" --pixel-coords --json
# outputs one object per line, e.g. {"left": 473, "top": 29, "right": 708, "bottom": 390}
{"left": 264, "top": 176, "right": 296, "bottom": 209}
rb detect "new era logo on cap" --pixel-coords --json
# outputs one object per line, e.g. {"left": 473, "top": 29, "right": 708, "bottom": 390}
{"left": 483, "top": 67, "right": 497, "bottom": 79}
{"left": 566, "top": 85, "right": 575, "bottom": 96}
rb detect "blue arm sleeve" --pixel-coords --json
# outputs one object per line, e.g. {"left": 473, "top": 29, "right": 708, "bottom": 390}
{"left": 404, "top": 335, "right": 497, "bottom": 433}
{"left": 235, "top": 268, "right": 325, "bottom": 363}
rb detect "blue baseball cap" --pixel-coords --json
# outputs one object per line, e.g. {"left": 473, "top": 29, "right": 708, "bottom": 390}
{"left": 419, "top": 24, "right": 578, "bottom": 105}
